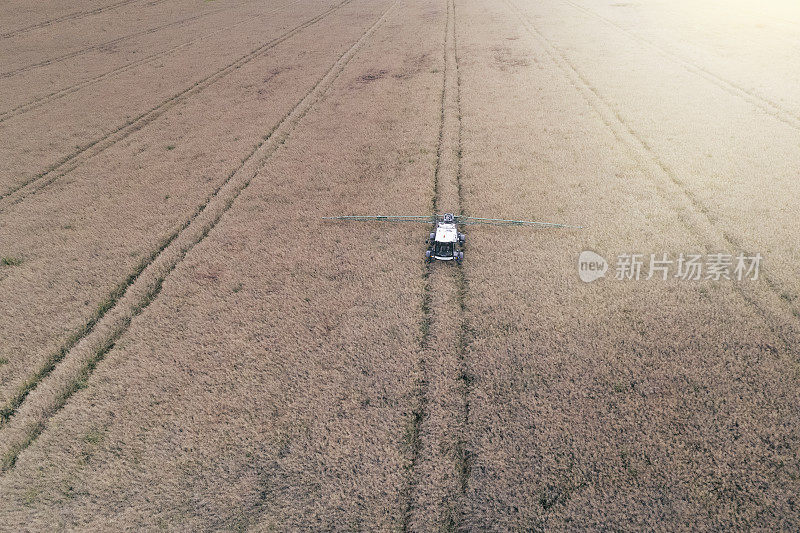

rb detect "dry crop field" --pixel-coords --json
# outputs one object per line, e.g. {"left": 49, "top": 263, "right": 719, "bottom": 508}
{"left": 1, "top": 0, "right": 800, "bottom": 529}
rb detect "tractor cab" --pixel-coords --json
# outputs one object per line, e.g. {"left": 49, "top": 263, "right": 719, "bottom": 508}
{"left": 323, "top": 212, "right": 581, "bottom": 265}
{"left": 425, "top": 214, "right": 465, "bottom": 263}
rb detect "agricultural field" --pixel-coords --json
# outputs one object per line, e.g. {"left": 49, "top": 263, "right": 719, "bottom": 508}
{"left": 1, "top": 0, "right": 799, "bottom": 529}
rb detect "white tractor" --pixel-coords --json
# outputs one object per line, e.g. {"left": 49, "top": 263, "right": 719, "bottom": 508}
{"left": 425, "top": 213, "right": 465, "bottom": 263}
{"left": 323, "top": 213, "right": 581, "bottom": 264}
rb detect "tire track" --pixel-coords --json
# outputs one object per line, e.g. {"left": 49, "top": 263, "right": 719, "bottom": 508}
{"left": 401, "top": 0, "right": 471, "bottom": 529}
{"left": 0, "top": 0, "right": 399, "bottom": 473}
{"left": 400, "top": 267, "right": 433, "bottom": 532}
{"left": 452, "top": 0, "right": 474, "bottom": 515}
{"left": 0, "top": 0, "right": 349, "bottom": 209}
{"left": 451, "top": 0, "right": 474, "bottom": 520}
{"left": 0, "top": 0, "right": 256, "bottom": 79}
{"left": 507, "top": 0, "right": 800, "bottom": 345}
{"left": 0, "top": 0, "right": 160, "bottom": 40}
{"left": 0, "top": 0, "right": 299, "bottom": 123}
{"left": 399, "top": 0, "right": 450, "bottom": 525}
{"left": 562, "top": 0, "right": 800, "bottom": 131}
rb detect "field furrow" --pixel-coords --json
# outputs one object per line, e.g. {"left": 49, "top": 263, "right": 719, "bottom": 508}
{"left": 0, "top": 0, "right": 388, "bottom": 423}
{"left": 404, "top": 0, "right": 473, "bottom": 530}
{"left": 0, "top": 0, "right": 293, "bottom": 116}
{"left": 455, "top": 0, "right": 800, "bottom": 528}
{"left": 561, "top": 1, "right": 800, "bottom": 131}
{"left": 0, "top": 10, "right": 312, "bottom": 134}
{"left": 563, "top": 0, "right": 800, "bottom": 122}
{"left": 0, "top": 0, "right": 151, "bottom": 39}
{"left": 0, "top": 0, "right": 448, "bottom": 527}
{"left": 0, "top": 0, "right": 254, "bottom": 79}
{"left": 0, "top": 0, "right": 400, "bottom": 476}
{"left": 1, "top": 0, "right": 799, "bottom": 528}
{"left": 509, "top": 0, "right": 800, "bottom": 326}
{"left": 0, "top": 0, "right": 347, "bottom": 200}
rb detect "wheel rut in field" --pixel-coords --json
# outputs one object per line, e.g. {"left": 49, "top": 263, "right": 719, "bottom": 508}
{"left": 0, "top": 0, "right": 349, "bottom": 207}
{"left": 507, "top": 0, "right": 800, "bottom": 351}
{"left": 0, "top": 0, "right": 162, "bottom": 40}
{"left": 0, "top": 0, "right": 398, "bottom": 473}
{"left": 562, "top": 0, "right": 800, "bottom": 131}
{"left": 0, "top": 0, "right": 261, "bottom": 80}
{"left": 401, "top": 0, "right": 473, "bottom": 529}
{"left": 0, "top": 0, "right": 299, "bottom": 121}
